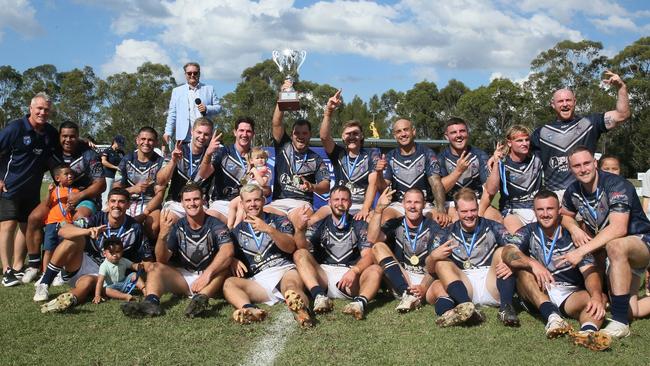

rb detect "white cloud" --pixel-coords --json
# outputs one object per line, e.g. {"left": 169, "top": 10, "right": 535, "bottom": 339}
{"left": 411, "top": 66, "right": 438, "bottom": 82}
{"left": 0, "top": 0, "right": 43, "bottom": 42}
{"left": 592, "top": 15, "right": 647, "bottom": 33}
{"left": 100, "top": 39, "right": 173, "bottom": 77}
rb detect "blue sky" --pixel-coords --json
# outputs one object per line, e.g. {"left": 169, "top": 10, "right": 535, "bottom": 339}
{"left": 1, "top": 0, "right": 648, "bottom": 101}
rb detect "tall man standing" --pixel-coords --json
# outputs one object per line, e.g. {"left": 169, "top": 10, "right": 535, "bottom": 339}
{"left": 164, "top": 62, "right": 220, "bottom": 145}
{"left": 0, "top": 92, "right": 59, "bottom": 287}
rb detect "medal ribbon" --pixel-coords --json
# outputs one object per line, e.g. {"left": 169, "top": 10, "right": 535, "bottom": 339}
{"left": 107, "top": 219, "right": 126, "bottom": 238}
{"left": 580, "top": 187, "right": 600, "bottom": 221}
{"left": 187, "top": 145, "right": 206, "bottom": 180}
{"left": 334, "top": 213, "right": 348, "bottom": 229}
{"left": 537, "top": 225, "right": 561, "bottom": 266}
{"left": 247, "top": 223, "right": 265, "bottom": 251}
{"left": 233, "top": 147, "right": 247, "bottom": 169}
{"left": 402, "top": 218, "right": 424, "bottom": 255}
{"left": 459, "top": 227, "right": 479, "bottom": 261}
{"left": 499, "top": 161, "right": 509, "bottom": 196}
{"left": 292, "top": 150, "right": 307, "bottom": 175}
{"left": 56, "top": 186, "right": 73, "bottom": 219}
{"left": 346, "top": 153, "right": 361, "bottom": 180}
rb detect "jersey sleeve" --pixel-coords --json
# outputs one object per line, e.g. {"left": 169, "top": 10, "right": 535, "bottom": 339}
{"left": 562, "top": 185, "right": 578, "bottom": 214}
{"left": 315, "top": 156, "right": 330, "bottom": 183}
{"left": 86, "top": 150, "right": 105, "bottom": 180}
{"left": 477, "top": 149, "right": 490, "bottom": 184}
{"left": 510, "top": 226, "right": 531, "bottom": 255}
{"left": 139, "top": 230, "right": 154, "bottom": 261}
{"left": 274, "top": 133, "right": 291, "bottom": 151}
{"left": 380, "top": 218, "right": 401, "bottom": 244}
{"left": 368, "top": 148, "right": 379, "bottom": 172}
{"left": 305, "top": 221, "right": 323, "bottom": 252}
{"left": 590, "top": 113, "right": 608, "bottom": 133}
{"left": 274, "top": 215, "right": 295, "bottom": 235}
{"left": 213, "top": 222, "right": 233, "bottom": 247}
{"left": 326, "top": 144, "right": 344, "bottom": 162}
{"left": 383, "top": 151, "right": 394, "bottom": 181}
{"left": 490, "top": 220, "right": 511, "bottom": 247}
{"left": 428, "top": 227, "right": 450, "bottom": 252}
{"left": 355, "top": 221, "right": 371, "bottom": 251}
{"left": 115, "top": 155, "right": 128, "bottom": 185}
{"left": 425, "top": 148, "right": 441, "bottom": 177}
{"left": 0, "top": 121, "right": 18, "bottom": 154}
{"left": 607, "top": 177, "right": 633, "bottom": 214}
{"left": 166, "top": 224, "right": 180, "bottom": 252}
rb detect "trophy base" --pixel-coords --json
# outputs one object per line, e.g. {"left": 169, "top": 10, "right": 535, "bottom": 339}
{"left": 278, "top": 91, "right": 300, "bottom": 111}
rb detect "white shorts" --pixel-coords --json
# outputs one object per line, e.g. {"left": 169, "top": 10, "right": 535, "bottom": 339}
{"left": 266, "top": 198, "right": 313, "bottom": 215}
{"left": 554, "top": 190, "right": 566, "bottom": 204}
{"left": 163, "top": 201, "right": 209, "bottom": 218}
{"left": 463, "top": 267, "right": 499, "bottom": 307}
{"left": 322, "top": 264, "right": 353, "bottom": 299}
{"left": 392, "top": 270, "right": 425, "bottom": 299}
{"left": 445, "top": 201, "right": 455, "bottom": 209}
{"left": 387, "top": 201, "right": 435, "bottom": 216}
{"left": 252, "top": 264, "right": 296, "bottom": 305}
{"left": 68, "top": 253, "right": 100, "bottom": 288}
{"left": 178, "top": 268, "right": 202, "bottom": 296}
{"left": 127, "top": 199, "right": 148, "bottom": 217}
{"left": 348, "top": 203, "right": 364, "bottom": 215}
{"left": 208, "top": 200, "right": 230, "bottom": 218}
{"left": 504, "top": 208, "right": 536, "bottom": 225}
{"left": 546, "top": 282, "right": 579, "bottom": 308}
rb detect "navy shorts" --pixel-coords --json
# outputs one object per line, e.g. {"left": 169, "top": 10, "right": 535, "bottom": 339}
{"left": 43, "top": 223, "right": 63, "bottom": 251}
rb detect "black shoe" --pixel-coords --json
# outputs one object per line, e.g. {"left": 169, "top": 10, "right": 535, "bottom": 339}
{"left": 13, "top": 267, "right": 25, "bottom": 280}
{"left": 121, "top": 300, "right": 162, "bottom": 318}
{"left": 2, "top": 269, "right": 21, "bottom": 287}
{"left": 498, "top": 304, "right": 520, "bottom": 327}
{"left": 184, "top": 294, "right": 209, "bottom": 318}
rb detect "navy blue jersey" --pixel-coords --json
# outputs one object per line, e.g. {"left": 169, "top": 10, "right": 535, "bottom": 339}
{"left": 0, "top": 116, "right": 59, "bottom": 199}
{"left": 383, "top": 143, "right": 440, "bottom": 202}
{"left": 497, "top": 154, "right": 543, "bottom": 211}
{"left": 116, "top": 151, "right": 165, "bottom": 202}
{"left": 83, "top": 212, "right": 153, "bottom": 266}
{"left": 273, "top": 134, "right": 329, "bottom": 203}
{"left": 231, "top": 214, "right": 295, "bottom": 275}
{"left": 438, "top": 146, "right": 489, "bottom": 201}
{"left": 54, "top": 144, "right": 105, "bottom": 205}
{"left": 209, "top": 144, "right": 248, "bottom": 201}
{"left": 166, "top": 215, "right": 232, "bottom": 272}
{"left": 511, "top": 223, "right": 593, "bottom": 286}
{"left": 327, "top": 144, "right": 379, "bottom": 205}
{"left": 434, "top": 218, "right": 509, "bottom": 269}
{"left": 307, "top": 215, "right": 371, "bottom": 266}
{"left": 101, "top": 146, "right": 124, "bottom": 179}
{"left": 531, "top": 113, "right": 607, "bottom": 191}
{"left": 563, "top": 170, "right": 650, "bottom": 236}
{"left": 381, "top": 217, "right": 444, "bottom": 274}
{"left": 167, "top": 143, "right": 212, "bottom": 202}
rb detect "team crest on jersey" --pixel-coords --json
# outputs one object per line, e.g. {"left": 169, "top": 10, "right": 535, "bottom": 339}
{"left": 23, "top": 136, "right": 31, "bottom": 146}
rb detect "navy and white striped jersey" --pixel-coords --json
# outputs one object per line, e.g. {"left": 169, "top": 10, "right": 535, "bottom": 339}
{"left": 531, "top": 114, "right": 607, "bottom": 191}
{"left": 434, "top": 218, "right": 509, "bottom": 269}
{"left": 231, "top": 214, "right": 295, "bottom": 275}
{"left": 83, "top": 212, "right": 153, "bottom": 266}
{"left": 563, "top": 170, "right": 650, "bottom": 237}
{"left": 327, "top": 144, "right": 379, "bottom": 205}
{"left": 273, "top": 134, "right": 329, "bottom": 203}
{"left": 167, "top": 143, "right": 211, "bottom": 202}
{"left": 383, "top": 143, "right": 440, "bottom": 203}
{"left": 116, "top": 151, "right": 165, "bottom": 202}
{"left": 497, "top": 154, "right": 543, "bottom": 212}
{"left": 308, "top": 215, "right": 371, "bottom": 266}
{"left": 511, "top": 223, "right": 593, "bottom": 286}
{"left": 438, "top": 146, "right": 489, "bottom": 201}
{"left": 55, "top": 144, "right": 105, "bottom": 206}
{"left": 166, "top": 215, "right": 232, "bottom": 272}
{"left": 381, "top": 217, "right": 444, "bottom": 274}
{"left": 209, "top": 144, "right": 248, "bottom": 201}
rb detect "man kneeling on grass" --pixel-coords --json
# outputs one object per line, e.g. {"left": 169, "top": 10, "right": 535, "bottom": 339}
{"left": 223, "top": 184, "right": 313, "bottom": 327}
{"left": 502, "top": 190, "right": 610, "bottom": 351}
{"left": 121, "top": 183, "right": 234, "bottom": 318}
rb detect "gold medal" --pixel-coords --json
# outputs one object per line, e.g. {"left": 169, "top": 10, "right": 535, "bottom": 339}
{"left": 240, "top": 176, "right": 248, "bottom": 186}
{"left": 345, "top": 181, "right": 354, "bottom": 190}
{"left": 254, "top": 254, "right": 263, "bottom": 263}
{"left": 410, "top": 255, "right": 420, "bottom": 266}
{"left": 292, "top": 175, "right": 302, "bottom": 186}
{"left": 463, "top": 260, "right": 472, "bottom": 269}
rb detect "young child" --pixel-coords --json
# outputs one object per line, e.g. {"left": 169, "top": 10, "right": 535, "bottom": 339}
{"left": 42, "top": 164, "right": 79, "bottom": 271}
{"left": 227, "top": 147, "right": 271, "bottom": 228}
{"left": 599, "top": 154, "right": 621, "bottom": 176}
{"left": 93, "top": 237, "right": 145, "bottom": 304}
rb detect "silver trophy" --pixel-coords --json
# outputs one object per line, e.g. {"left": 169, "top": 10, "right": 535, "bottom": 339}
{"left": 272, "top": 49, "right": 307, "bottom": 111}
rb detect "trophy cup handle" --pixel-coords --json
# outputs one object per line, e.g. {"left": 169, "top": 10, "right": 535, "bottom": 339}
{"left": 272, "top": 50, "right": 284, "bottom": 73}
{"left": 297, "top": 51, "right": 307, "bottom": 72}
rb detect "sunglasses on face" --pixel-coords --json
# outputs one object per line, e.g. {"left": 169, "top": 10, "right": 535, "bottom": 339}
{"left": 186, "top": 71, "right": 199, "bottom": 76}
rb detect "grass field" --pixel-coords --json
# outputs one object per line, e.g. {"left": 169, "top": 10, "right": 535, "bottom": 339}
{"left": 2, "top": 283, "right": 650, "bottom": 365}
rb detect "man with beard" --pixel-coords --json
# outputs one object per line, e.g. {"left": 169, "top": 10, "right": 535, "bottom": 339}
{"left": 368, "top": 187, "right": 445, "bottom": 313}
{"left": 375, "top": 119, "right": 449, "bottom": 226}
{"left": 121, "top": 183, "right": 234, "bottom": 318}
{"left": 426, "top": 188, "right": 519, "bottom": 327}
{"left": 23, "top": 120, "right": 106, "bottom": 284}
{"left": 314, "top": 90, "right": 379, "bottom": 221}
{"left": 0, "top": 92, "right": 59, "bottom": 286}
{"left": 223, "top": 184, "right": 313, "bottom": 327}
{"left": 36, "top": 188, "right": 152, "bottom": 311}
{"left": 502, "top": 190, "right": 610, "bottom": 351}
{"left": 293, "top": 185, "right": 383, "bottom": 320}
{"left": 158, "top": 117, "right": 214, "bottom": 219}
{"left": 114, "top": 127, "right": 166, "bottom": 242}
{"left": 200, "top": 117, "right": 266, "bottom": 224}
{"left": 556, "top": 146, "right": 650, "bottom": 339}
{"left": 531, "top": 71, "right": 629, "bottom": 198}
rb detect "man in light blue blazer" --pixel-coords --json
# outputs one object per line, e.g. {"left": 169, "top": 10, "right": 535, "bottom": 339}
{"left": 164, "top": 62, "right": 220, "bottom": 145}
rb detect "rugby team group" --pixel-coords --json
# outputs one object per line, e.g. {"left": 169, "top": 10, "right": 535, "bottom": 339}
{"left": 1, "top": 62, "right": 648, "bottom": 352}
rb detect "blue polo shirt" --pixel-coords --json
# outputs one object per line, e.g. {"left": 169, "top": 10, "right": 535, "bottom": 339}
{"left": 0, "top": 115, "right": 59, "bottom": 199}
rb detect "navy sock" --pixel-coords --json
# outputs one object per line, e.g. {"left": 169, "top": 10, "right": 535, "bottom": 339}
{"left": 144, "top": 294, "right": 160, "bottom": 305}
{"left": 497, "top": 276, "right": 516, "bottom": 309}
{"left": 447, "top": 281, "right": 471, "bottom": 304}
{"left": 580, "top": 322, "right": 598, "bottom": 332}
{"left": 379, "top": 258, "right": 409, "bottom": 295}
{"left": 28, "top": 254, "right": 41, "bottom": 269}
{"left": 243, "top": 303, "right": 259, "bottom": 309}
{"left": 353, "top": 295, "right": 368, "bottom": 310}
{"left": 434, "top": 296, "right": 455, "bottom": 316}
{"left": 610, "top": 294, "right": 630, "bottom": 325}
{"left": 309, "top": 285, "right": 326, "bottom": 299}
{"left": 41, "top": 263, "right": 62, "bottom": 286}
{"left": 61, "top": 270, "right": 71, "bottom": 281}
{"left": 539, "top": 301, "right": 558, "bottom": 323}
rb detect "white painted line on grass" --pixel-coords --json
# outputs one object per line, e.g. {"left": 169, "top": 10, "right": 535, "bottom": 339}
{"left": 240, "top": 309, "right": 296, "bottom": 366}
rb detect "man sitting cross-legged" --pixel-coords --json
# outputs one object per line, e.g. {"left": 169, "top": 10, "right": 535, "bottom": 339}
{"left": 426, "top": 188, "right": 519, "bottom": 327}
{"left": 502, "top": 190, "right": 610, "bottom": 351}
{"left": 293, "top": 185, "right": 383, "bottom": 320}
{"left": 368, "top": 187, "right": 446, "bottom": 313}
{"left": 223, "top": 184, "right": 313, "bottom": 327}
{"left": 121, "top": 183, "right": 234, "bottom": 318}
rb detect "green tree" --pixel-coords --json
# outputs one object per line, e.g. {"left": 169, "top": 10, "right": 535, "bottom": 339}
{"left": 397, "top": 81, "right": 443, "bottom": 140}
{"left": 57, "top": 66, "right": 100, "bottom": 133}
{"left": 0, "top": 66, "right": 23, "bottom": 127}
{"left": 439, "top": 79, "right": 470, "bottom": 120}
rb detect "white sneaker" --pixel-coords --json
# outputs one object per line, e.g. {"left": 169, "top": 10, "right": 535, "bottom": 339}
{"left": 342, "top": 301, "right": 365, "bottom": 320}
{"left": 34, "top": 275, "right": 43, "bottom": 287}
{"left": 313, "top": 294, "right": 334, "bottom": 314}
{"left": 52, "top": 272, "right": 66, "bottom": 287}
{"left": 395, "top": 291, "right": 421, "bottom": 313}
{"left": 601, "top": 320, "right": 631, "bottom": 339}
{"left": 545, "top": 313, "right": 572, "bottom": 338}
{"left": 41, "top": 292, "right": 75, "bottom": 314}
{"left": 34, "top": 283, "right": 50, "bottom": 302}
{"left": 21, "top": 267, "right": 40, "bottom": 284}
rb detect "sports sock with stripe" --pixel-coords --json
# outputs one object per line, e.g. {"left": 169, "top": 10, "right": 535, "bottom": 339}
{"left": 41, "top": 263, "right": 63, "bottom": 286}
{"left": 379, "top": 257, "right": 409, "bottom": 295}
{"left": 309, "top": 286, "right": 326, "bottom": 299}
{"left": 539, "top": 301, "right": 559, "bottom": 323}
{"left": 434, "top": 296, "right": 455, "bottom": 316}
